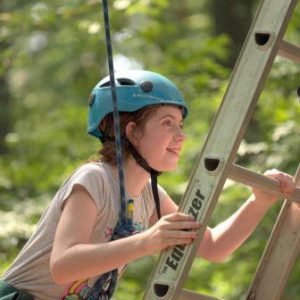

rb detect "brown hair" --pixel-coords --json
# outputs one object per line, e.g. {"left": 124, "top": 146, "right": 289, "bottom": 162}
{"left": 96, "top": 105, "right": 161, "bottom": 165}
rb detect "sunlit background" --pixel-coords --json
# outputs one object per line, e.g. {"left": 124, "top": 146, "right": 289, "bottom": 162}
{"left": 1, "top": 0, "right": 300, "bottom": 299}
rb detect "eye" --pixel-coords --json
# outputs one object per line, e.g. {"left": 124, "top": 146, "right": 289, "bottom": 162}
{"left": 162, "top": 119, "right": 172, "bottom": 127}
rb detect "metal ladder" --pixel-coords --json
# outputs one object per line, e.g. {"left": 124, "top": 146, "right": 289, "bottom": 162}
{"left": 142, "top": 0, "right": 300, "bottom": 299}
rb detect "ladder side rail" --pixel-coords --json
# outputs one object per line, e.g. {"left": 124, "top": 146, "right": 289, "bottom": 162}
{"left": 229, "top": 164, "right": 300, "bottom": 203}
{"left": 142, "top": 1, "right": 297, "bottom": 299}
{"left": 179, "top": 289, "right": 224, "bottom": 300}
{"left": 246, "top": 164, "right": 300, "bottom": 300}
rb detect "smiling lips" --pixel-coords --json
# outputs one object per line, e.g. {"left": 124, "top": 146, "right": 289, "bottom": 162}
{"left": 167, "top": 148, "right": 181, "bottom": 157}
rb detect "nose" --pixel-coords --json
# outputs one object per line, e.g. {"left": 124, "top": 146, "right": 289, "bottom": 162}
{"left": 174, "top": 126, "right": 186, "bottom": 142}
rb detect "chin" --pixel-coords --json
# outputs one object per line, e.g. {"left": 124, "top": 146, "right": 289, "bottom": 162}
{"left": 160, "top": 163, "right": 178, "bottom": 172}
{"left": 149, "top": 158, "right": 179, "bottom": 172}
{"left": 167, "top": 166, "right": 178, "bottom": 172}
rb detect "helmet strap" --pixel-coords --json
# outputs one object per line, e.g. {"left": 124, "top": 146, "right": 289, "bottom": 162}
{"left": 125, "top": 139, "right": 162, "bottom": 219}
{"left": 150, "top": 170, "right": 161, "bottom": 220}
{"left": 100, "top": 133, "right": 162, "bottom": 219}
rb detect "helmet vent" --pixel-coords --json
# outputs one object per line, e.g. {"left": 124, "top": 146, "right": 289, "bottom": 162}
{"left": 99, "top": 80, "right": 111, "bottom": 87}
{"left": 117, "top": 78, "right": 136, "bottom": 85}
{"left": 99, "top": 78, "right": 136, "bottom": 87}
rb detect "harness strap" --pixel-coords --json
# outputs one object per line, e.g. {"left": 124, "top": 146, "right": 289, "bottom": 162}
{"left": 0, "top": 280, "right": 34, "bottom": 300}
{"left": 150, "top": 170, "right": 162, "bottom": 219}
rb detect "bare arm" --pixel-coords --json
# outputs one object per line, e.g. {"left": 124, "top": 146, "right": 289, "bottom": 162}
{"left": 50, "top": 185, "right": 147, "bottom": 283}
{"left": 199, "top": 169, "right": 296, "bottom": 262}
{"left": 50, "top": 185, "right": 199, "bottom": 284}
{"left": 158, "top": 170, "right": 295, "bottom": 263}
{"left": 198, "top": 195, "right": 273, "bottom": 262}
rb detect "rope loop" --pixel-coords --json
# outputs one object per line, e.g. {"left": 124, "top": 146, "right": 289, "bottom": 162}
{"left": 93, "top": 222, "right": 136, "bottom": 299}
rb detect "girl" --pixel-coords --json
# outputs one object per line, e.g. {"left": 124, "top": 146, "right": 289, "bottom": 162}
{"left": 0, "top": 70, "right": 295, "bottom": 300}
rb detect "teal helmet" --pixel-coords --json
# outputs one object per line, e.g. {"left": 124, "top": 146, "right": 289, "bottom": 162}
{"left": 87, "top": 70, "right": 188, "bottom": 139}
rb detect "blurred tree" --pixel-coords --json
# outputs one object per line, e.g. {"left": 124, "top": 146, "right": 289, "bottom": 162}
{"left": 0, "top": 0, "right": 299, "bottom": 299}
{"left": 209, "top": 0, "right": 255, "bottom": 66}
{"left": 0, "top": 0, "right": 13, "bottom": 154}
{"left": 0, "top": 76, "right": 11, "bottom": 154}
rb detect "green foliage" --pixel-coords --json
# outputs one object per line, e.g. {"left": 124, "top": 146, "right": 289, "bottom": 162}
{"left": 0, "top": 0, "right": 300, "bottom": 299}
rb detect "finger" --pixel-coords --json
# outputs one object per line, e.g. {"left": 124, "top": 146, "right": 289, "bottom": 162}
{"left": 264, "top": 170, "right": 292, "bottom": 183}
{"left": 165, "top": 221, "right": 201, "bottom": 231}
{"left": 164, "top": 212, "right": 196, "bottom": 222}
{"left": 167, "top": 238, "right": 194, "bottom": 247}
{"left": 163, "top": 229, "right": 198, "bottom": 239}
{"left": 280, "top": 175, "right": 295, "bottom": 196}
{"left": 263, "top": 171, "right": 295, "bottom": 195}
{"left": 157, "top": 220, "right": 200, "bottom": 231}
{"left": 264, "top": 169, "right": 281, "bottom": 176}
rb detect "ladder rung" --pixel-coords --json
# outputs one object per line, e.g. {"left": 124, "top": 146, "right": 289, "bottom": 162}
{"left": 278, "top": 40, "right": 300, "bottom": 63}
{"left": 179, "top": 289, "right": 224, "bottom": 300}
{"left": 228, "top": 164, "right": 300, "bottom": 202}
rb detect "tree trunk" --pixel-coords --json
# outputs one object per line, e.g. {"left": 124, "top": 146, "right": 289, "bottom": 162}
{"left": 0, "top": 76, "right": 11, "bottom": 154}
{"left": 210, "top": 0, "right": 255, "bottom": 67}
{"left": 0, "top": 1, "right": 12, "bottom": 154}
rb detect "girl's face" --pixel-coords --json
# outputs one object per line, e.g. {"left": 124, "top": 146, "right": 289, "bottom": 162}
{"left": 133, "top": 105, "right": 186, "bottom": 172}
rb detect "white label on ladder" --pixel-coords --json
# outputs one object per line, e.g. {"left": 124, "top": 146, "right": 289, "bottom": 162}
{"left": 159, "top": 180, "right": 211, "bottom": 280}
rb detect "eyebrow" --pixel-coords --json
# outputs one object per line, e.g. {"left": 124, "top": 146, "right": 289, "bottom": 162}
{"left": 159, "top": 114, "right": 184, "bottom": 123}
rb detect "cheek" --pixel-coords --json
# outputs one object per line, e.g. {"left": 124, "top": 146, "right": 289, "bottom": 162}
{"left": 137, "top": 134, "right": 164, "bottom": 157}
{"left": 147, "top": 133, "right": 169, "bottom": 149}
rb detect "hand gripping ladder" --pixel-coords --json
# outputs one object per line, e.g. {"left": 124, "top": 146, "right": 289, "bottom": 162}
{"left": 142, "top": 0, "right": 300, "bottom": 299}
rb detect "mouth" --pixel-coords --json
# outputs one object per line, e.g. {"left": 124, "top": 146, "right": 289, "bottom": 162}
{"left": 167, "top": 148, "right": 180, "bottom": 157}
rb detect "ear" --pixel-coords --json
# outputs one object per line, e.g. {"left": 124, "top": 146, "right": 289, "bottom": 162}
{"left": 99, "top": 120, "right": 106, "bottom": 132}
{"left": 125, "top": 122, "right": 139, "bottom": 146}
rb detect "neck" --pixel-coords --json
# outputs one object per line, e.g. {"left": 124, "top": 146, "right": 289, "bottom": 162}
{"left": 108, "top": 157, "right": 150, "bottom": 198}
